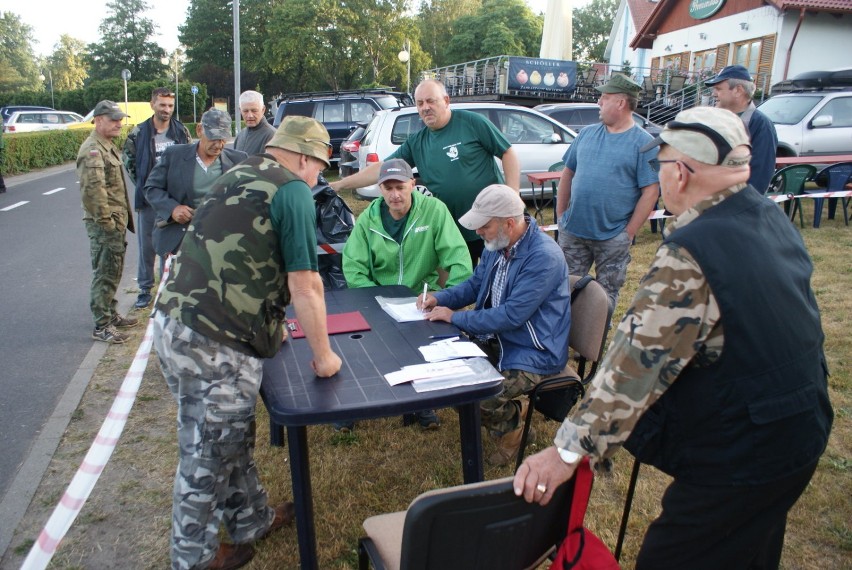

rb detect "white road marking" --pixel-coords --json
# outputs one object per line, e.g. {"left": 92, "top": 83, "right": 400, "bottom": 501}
{"left": 43, "top": 187, "right": 66, "bottom": 195}
{"left": 1, "top": 201, "right": 29, "bottom": 211}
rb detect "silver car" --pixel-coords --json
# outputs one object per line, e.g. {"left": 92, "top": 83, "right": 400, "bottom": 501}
{"left": 354, "top": 103, "right": 576, "bottom": 200}
{"left": 758, "top": 90, "right": 852, "bottom": 157}
{"left": 2, "top": 110, "right": 84, "bottom": 133}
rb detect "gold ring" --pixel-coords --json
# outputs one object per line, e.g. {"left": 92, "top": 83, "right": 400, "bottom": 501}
{"left": 536, "top": 483, "right": 547, "bottom": 493}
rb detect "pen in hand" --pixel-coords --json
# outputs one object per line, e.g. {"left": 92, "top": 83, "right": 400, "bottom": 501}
{"left": 421, "top": 282, "right": 428, "bottom": 313}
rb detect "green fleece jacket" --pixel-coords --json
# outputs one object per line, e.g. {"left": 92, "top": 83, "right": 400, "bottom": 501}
{"left": 343, "top": 191, "right": 472, "bottom": 294}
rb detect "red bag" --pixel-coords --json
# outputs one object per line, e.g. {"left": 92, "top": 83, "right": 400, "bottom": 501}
{"left": 552, "top": 458, "right": 620, "bottom": 570}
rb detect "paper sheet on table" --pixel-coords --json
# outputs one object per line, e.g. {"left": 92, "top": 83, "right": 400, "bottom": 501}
{"left": 385, "top": 361, "right": 472, "bottom": 386}
{"left": 418, "top": 341, "right": 487, "bottom": 362}
{"left": 412, "top": 357, "right": 504, "bottom": 393}
{"left": 375, "top": 295, "right": 425, "bottom": 322}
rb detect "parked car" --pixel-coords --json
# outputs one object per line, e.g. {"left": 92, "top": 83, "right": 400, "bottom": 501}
{"left": 338, "top": 122, "right": 367, "bottom": 178}
{"left": 758, "top": 77, "right": 852, "bottom": 157}
{"left": 1, "top": 105, "right": 54, "bottom": 123}
{"left": 68, "top": 101, "right": 155, "bottom": 130}
{"left": 534, "top": 102, "right": 664, "bottom": 136}
{"left": 355, "top": 103, "right": 577, "bottom": 200}
{"left": 272, "top": 89, "right": 414, "bottom": 164}
{"left": 2, "top": 110, "right": 84, "bottom": 133}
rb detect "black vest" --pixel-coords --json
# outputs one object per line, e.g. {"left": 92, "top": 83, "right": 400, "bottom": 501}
{"left": 624, "top": 187, "right": 832, "bottom": 485}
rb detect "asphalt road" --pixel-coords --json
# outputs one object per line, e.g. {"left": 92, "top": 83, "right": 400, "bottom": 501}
{"left": 0, "top": 163, "right": 139, "bottom": 552}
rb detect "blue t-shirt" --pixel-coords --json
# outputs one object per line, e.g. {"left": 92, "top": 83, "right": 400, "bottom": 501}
{"left": 560, "top": 124, "right": 658, "bottom": 240}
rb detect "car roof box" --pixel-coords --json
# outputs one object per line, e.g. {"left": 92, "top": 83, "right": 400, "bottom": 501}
{"left": 791, "top": 69, "right": 852, "bottom": 89}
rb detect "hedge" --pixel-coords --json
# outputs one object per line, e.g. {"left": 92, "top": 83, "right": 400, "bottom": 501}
{"left": 1, "top": 127, "right": 131, "bottom": 176}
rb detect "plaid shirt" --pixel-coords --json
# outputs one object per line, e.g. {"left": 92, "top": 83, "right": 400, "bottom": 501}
{"left": 490, "top": 216, "right": 533, "bottom": 307}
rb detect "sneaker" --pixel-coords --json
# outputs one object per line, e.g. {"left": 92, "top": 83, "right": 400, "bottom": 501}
{"left": 134, "top": 290, "right": 152, "bottom": 309}
{"left": 403, "top": 410, "right": 440, "bottom": 430}
{"left": 110, "top": 313, "right": 139, "bottom": 328}
{"left": 92, "top": 325, "right": 128, "bottom": 344}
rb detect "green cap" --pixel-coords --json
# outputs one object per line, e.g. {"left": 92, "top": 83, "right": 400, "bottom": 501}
{"left": 93, "top": 100, "right": 128, "bottom": 120}
{"left": 266, "top": 116, "right": 332, "bottom": 168}
{"left": 595, "top": 74, "right": 643, "bottom": 95}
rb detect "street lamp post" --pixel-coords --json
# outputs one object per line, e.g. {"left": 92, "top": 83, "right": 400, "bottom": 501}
{"left": 39, "top": 70, "right": 55, "bottom": 108}
{"left": 397, "top": 39, "right": 411, "bottom": 94}
{"left": 161, "top": 50, "right": 182, "bottom": 120}
{"left": 191, "top": 85, "right": 199, "bottom": 123}
{"left": 121, "top": 69, "right": 131, "bottom": 124}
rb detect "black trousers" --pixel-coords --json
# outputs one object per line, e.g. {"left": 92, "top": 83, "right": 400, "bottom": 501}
{"left": 636, "top": 461, "right": 818, "bottom": 570}
{"left": 466, "top": 238, "right": 484, "bottom": 267}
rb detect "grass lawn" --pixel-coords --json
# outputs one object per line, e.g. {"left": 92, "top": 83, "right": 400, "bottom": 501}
{"left": 4, "top": 184, "right": 849, "bottom": 569}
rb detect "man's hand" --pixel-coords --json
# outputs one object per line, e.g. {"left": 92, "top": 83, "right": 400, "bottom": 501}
{"left": 312, "top": 352, "right": 342, "bottom": 378}
{"left": 171, "top": 205, "right": 195, "bottom": 224}
{"left": 424, "top": 306, "right": 454, "bottom": 323}
{"left": 513, "top": 447, "right": 578, "bottom": 506}
{"left": 416, "top": 292, "right": 438, "bottom": 311}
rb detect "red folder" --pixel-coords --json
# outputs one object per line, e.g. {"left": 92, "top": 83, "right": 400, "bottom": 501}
{"left": 287, "top": 311, "right": 371, "bottom": 339}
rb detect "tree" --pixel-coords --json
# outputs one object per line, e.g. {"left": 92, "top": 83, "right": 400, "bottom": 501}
{"left": 572, "top": 0, "right": 618, "bottom": 62}
{"left": 417, "top": 0, "right": 482, "bottom": 67}
{"left": 0, "top": 12, "right": 41, "bottom": 91}
{"left": 86, "top": 0, "right": 166, "bottom": 82}
{"left": 442, "top": 0, "right": 540, "bottom": 64}
{"left": 46, "top": 35, "right": 88, "bottom": 91}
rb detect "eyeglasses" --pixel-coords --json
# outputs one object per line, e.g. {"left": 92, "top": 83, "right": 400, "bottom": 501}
{"left": 648, "top": 158, "right": 695, "bottom": 173}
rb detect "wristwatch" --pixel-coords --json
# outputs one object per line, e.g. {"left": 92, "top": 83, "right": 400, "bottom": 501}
{"left": 558, "top": 447, "right": 582, "bottom": 465}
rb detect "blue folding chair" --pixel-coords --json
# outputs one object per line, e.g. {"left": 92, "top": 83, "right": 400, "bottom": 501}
{"left": 807, "top": 162, "right": 851, "bottom": 228}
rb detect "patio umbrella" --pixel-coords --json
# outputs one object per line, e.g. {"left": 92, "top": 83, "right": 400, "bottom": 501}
{"left": 539, "top": 0, "right": 573, "bottom": 61}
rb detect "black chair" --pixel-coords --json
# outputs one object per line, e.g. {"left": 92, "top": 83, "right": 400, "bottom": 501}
{"left": 516, "top": 275, "right": 612, "bottom": 470}
{"left": 769, "top": 164, "right": 817, "bottom": 227}
{"left": 358, "top": 475, "right": 574, "bottom": 570}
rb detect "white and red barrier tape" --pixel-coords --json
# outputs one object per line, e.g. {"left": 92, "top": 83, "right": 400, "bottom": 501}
{"left": 21, "top": 263, "right": 171, "bottom": 570}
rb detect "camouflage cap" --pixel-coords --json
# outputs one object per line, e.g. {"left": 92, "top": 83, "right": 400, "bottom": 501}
{"left": 640, "top": 106, "right": 751, "bottom": 166}
{"left": 93, "top": 100, "right": 129, "bottom": 120}
{"left": 200, "top": 109, "right": 232, "bottom": 140}
{"left": 266, "top": 116, "right": 332, "bottom": 168}
{"left": 595, "top": 74, "right": 643, "bottom": 95}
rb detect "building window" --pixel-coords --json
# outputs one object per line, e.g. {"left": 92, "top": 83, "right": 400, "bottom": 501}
{"left": 693, "top": 50, "right": 716, "bottom": 73}
{"left": 734, "top": 39, "right": 762, "bottom": 75}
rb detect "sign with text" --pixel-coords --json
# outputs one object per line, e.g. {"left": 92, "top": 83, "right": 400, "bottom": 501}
{"left": 689, "top": 0, "right": 726, "bottom": 19}
{"left": 507, "top": 57, "right": 577, "bottom": 94}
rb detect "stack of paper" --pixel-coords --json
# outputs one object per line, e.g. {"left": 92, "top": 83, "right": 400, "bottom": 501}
{"left": 418, "top": 341, "right": 487, "bottom": 362}
{"left": 375, "top": 296, "right": 425, "bottom": 322}
{"left": 385, "top": 361, "right": 472, "bottom": 386}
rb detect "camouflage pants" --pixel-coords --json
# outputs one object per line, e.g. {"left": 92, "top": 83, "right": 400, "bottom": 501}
{"left": 85, "top": 220, "right": 126, "bottom": 328}
{"left": 152, "top": 312, "right": 275, "bottom": 570}
{"left": 558, "top": 229, "right": 631, "bottom": 312}
{"left": 481, "top": 368, "right": 544, "bottom": 436}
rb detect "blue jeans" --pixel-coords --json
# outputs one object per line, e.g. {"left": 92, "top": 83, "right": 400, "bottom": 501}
{"left": 136, "top": 205, "right": 156, "bottom": 291}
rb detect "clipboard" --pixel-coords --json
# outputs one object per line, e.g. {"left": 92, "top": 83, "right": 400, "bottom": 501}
{"left": 287, "top": 311, "right": 371, "bottom": 339}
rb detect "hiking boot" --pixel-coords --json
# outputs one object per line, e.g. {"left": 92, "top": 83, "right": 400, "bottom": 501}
{"left": 207, "top": 543, "right": 254, "bottom": 570}
{"left": 486, "top": 399, "right": 530, "bottom": 467}
{"left": 403, "top": 409, "right": 441, "bottom": 430}
{"left": 259, "top": 501, "right": 296, "bottom": 540}
{"left": 110, "top": 313, "right": 139, "bottom": 328}
{"left": 134, "top": 289, "right": 152, "bottom": 309}
{"left": 92, "top": 325, "right": 128, "bottom": 344}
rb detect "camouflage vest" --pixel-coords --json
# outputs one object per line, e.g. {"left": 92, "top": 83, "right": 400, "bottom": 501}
{"left": 157, "top": 155, "right": 302, "bottom": 358}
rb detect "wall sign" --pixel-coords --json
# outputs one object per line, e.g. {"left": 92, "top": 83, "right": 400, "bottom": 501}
{"left": 689, "top": 0, "right": 725, "bottom": 19}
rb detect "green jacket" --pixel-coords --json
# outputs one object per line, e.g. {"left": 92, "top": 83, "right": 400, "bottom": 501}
{"left": 76, "top": 131, "right": 134, "bottom": 233}
{"left": 343, "top": 191, "right": 472, "bottom": 294}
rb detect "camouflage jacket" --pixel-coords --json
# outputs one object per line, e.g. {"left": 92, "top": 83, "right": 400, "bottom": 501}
{"left": 156, "top": 156, "right": 302, "bottom": 358}
{"left": 552, "top": 186, "right": 743, "bottom": 473}
{"left": 76, "top": 131, "right": 134, "bottom": 234}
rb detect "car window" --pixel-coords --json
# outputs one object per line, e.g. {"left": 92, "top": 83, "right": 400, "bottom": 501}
{"left": 494, "top": 109, "right": 565, "bottom": 144}
{"left": 351, "top": 101, "right": 375, "bottom": 123}
{"left": 548, "top": 110, "right": 575, "bottom": 126}
{"left": 374, "top": 95, "right": 406, "bottom": 110}
{"left": 283, "top": 101, "right": 315, "bottom": 118}
{"left": 43, "top": 114, "right": 61, "bottom": 125}
{"left": 390, "top": 113, "right": 425, "bottom": 145}
{"left": 578, "top": 109, "right": 599, "bottom": 124}
{"left": 320, "top": 101, "right": 345, "bottom": 123}
{"left": 759, "top": 95, "right": 822, "bottom": 125}
{"left": 813, "top": 97, "right": 852, "bottom": 128}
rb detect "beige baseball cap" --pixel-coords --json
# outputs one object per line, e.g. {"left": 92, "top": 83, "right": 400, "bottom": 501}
{"left": 266, "top": 116, "right": 333, "bottom": 168}
{"left": 458, "top": 184, "right": 526, "bottom": 230}
{"left": 640, "top": 106, "right": 751, "bottom": 166}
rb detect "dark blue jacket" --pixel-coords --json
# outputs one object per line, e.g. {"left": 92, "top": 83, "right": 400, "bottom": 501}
{"left": 745, "top": 107, "right": 778, "bottom": 195}
{"left": 123, "top": 116, "right": 191, "bottom": 210}
{"left": 434, "top": 217, "right": 571, "bottom": 375}
{"left": 143, "top": 143, "right": 247, "bottom": 256}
